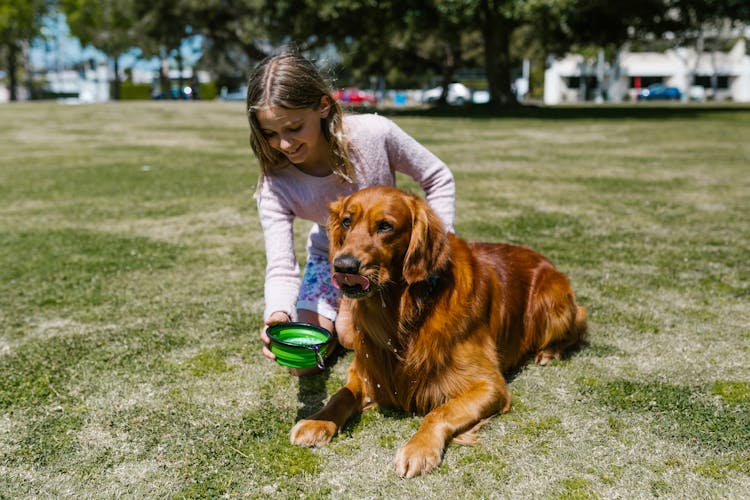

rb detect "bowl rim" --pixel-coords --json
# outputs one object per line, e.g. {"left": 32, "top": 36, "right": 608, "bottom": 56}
{"left": 265, "top": 321, "right": 332, "bottom": 349}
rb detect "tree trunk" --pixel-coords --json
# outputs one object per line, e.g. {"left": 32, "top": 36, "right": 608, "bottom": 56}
{"left": 160, "top": 54, "right": 170, "bottom": 98}
{"left": 7, "top": 42, "right": 18, "bottom": 101}
{"left": 112, "top": 54, "right": 121, "bottom": 101}
{"left": 176, "top": 53, "right": 184, "bottom": 99}
{"left": 438, "top": 45, "right": 459, "bottom": 105}
{"left": 478, "top": 0, "right": 518, "bottom": 108}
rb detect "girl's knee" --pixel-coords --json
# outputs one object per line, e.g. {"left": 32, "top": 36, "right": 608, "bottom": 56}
{"left": 297, "top": 309, "right": 334, "bottom": 333}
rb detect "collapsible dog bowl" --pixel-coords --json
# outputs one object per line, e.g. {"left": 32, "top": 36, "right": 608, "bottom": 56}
{"left": 266, "top": 322, "right": 332, "bottom": 369}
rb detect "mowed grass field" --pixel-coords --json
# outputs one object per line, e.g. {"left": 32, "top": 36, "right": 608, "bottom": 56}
{"left": 1, "top": 101, "right": 748, "bottom": 498}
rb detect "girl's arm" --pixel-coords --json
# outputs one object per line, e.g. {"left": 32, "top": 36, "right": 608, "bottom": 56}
{"left": 257, "top": 190, "right": 301, "bottom": 321}
{"left": 384, "top": 119, "right": 456, "bottom": 232}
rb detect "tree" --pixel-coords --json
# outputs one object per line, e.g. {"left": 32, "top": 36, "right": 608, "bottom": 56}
{"left": 60, "top": 0, "right": 141, "bottom": 100}
{"left": 261, "top": 0, "right": 522, "bottom": 107}
{"left": 132, "top": 0, "right": 195, "bottom": 98}
{"left": 260, "top": 1, "right": 482, "bottom": 104}
{"left": 0, "top": 0, "right": 51, "bottom": 101}
{"left": 265, "top": 0, "right": 689, "bottom": 108}
{"left": 169, "top": 0, "right": 302, "bottom": 92}
{"left": 163, "top": 0, "right": 507, "bottom": 105}
{"left": 140, "top": 0, "right": 342, "bottom": 94}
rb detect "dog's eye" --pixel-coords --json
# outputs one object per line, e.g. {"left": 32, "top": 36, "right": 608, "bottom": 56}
{"left": 341, "top": 216, "right": 352, "bottom": 230}
{"left": 377, "top": 221, "right": 393, "bottom": 233}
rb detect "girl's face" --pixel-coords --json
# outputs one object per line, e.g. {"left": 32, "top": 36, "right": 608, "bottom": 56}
{"left": 256, "top": 98, "right": 332, "bottom": 174}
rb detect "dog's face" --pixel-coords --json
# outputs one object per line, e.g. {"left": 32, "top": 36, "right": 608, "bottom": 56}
{"left": 327, "top": 186, "right": 448, "bottom": 299}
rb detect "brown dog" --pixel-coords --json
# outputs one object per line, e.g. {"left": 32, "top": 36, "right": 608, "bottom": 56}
{"left": 290, "top": 186, "right": 587, "bottom": 477}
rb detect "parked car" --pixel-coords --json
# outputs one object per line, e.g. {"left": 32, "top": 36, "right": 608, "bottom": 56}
{"left": 422, "top": 83, "right": 473, "bottom": 105}
{"left": 472, "top": 89, "right": 490, "bottom": 104}
{"left": 637, "top": 83, "right": 682, "bottom": 101}
{"left": 332, "top": 87, "right": 377, "bottom": 106}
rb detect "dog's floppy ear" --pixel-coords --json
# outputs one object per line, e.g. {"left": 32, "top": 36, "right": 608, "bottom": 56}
{"left": 327, "top": 197, "right": 346, "bottom": 254}
{"left": 402, "top": 197, "right": 450, "bottom": 284}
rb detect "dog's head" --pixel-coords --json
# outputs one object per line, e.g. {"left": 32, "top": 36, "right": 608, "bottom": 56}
{"left": 327, "top": 186, "right": 450, "bottom": 299}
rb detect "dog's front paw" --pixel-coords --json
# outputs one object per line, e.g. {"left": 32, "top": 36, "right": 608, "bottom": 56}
{"left": 393, "top": 434, "right": 443, "bottom": 478}
{"left": 290, "top": 419, "right": 337, "bottom": 447}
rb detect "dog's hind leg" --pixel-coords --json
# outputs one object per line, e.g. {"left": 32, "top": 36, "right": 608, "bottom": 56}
{"left": 529, "top": 265, "right": 587, "bottom": 365}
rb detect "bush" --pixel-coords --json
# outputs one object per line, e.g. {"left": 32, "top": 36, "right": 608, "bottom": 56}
{"left": 197, "top": 82, "right": 218, "bottom": 100}
{"left": 114, "top": 82, "right": 218, "bottom": 100}
{"left": 117, "top": 82, "right": 152, "bottom": 100}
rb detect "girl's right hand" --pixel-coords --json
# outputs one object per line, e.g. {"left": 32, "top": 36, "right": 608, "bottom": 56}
{"left": 260, "top": 311, "right": 292, "bottom": 361}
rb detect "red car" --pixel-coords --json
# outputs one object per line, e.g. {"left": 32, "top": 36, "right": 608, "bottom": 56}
{"left": 332, "top": 87, "right": 377, "bottom": 106}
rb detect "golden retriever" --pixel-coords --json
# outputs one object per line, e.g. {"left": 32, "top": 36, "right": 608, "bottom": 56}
{"left": 289, "top": 186, "right": 587, "bottom": 477}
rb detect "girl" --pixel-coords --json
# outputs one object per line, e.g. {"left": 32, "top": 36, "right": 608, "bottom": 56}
{"left": 247, "top": 51, "right": 455, "bottom": 374}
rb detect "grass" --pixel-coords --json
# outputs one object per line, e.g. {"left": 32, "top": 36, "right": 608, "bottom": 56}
{"left": 1, "top": 101, "right": 748, "bottom": 498}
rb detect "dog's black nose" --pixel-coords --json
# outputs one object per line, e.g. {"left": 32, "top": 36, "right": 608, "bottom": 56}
{"left": 333, "top": 254, "right": 361, "bottom": 274}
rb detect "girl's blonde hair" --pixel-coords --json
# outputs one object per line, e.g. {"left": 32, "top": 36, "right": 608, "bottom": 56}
{"left": 246, "top": 51, "right": 355, "bottom": 194}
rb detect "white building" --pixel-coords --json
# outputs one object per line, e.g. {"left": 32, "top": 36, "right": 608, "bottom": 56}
{"left": 0, "top": 64, "right": 211, "bottom": 103}
{"left": 544, "top": 39, "right": 750, "bottom": 104}
{"left": 44, "top": 63, "right": 111, "bottom": 102}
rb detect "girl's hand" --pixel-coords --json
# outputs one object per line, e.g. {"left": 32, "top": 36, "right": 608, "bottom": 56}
{"left": 260, "top": 311, "right": 292, "bottom": 360}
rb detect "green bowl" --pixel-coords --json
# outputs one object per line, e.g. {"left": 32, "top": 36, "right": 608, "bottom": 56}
{"left": 266, "top": 322, "right": 332, "bottom": 369}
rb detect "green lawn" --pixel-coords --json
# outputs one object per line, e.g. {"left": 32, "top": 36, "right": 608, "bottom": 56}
{"left": 1, "top": 101, "right": 748, "bottom": 498}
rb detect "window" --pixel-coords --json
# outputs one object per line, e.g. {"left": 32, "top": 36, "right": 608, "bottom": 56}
{"left": 693, "top": 75, "right": 729, "bottom": 89}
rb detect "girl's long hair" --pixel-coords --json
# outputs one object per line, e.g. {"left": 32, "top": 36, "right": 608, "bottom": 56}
{"left": 246, "top": 51, "right": 355, "bottom": 195}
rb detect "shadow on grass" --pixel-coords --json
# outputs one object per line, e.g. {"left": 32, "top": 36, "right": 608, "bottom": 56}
{"left": 503, "top": 335, "right": 591, "bottom": 385}
{"left": 295, "top": 345, "right": 347, "bottom": 420}
{"left": 374, "top": 102, "right": 750, "bottom": 121}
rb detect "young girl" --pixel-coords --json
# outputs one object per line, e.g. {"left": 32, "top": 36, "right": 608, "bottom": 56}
{"left": 247, "top": 51, "right": 455, "bottom": 374}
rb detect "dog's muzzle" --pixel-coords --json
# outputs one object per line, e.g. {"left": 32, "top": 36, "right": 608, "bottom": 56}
{"left": 332, "top": 272, "right": 371, "bottom": 297}
{"left": 332, "top": 255, "right": 372, "bottom": 298}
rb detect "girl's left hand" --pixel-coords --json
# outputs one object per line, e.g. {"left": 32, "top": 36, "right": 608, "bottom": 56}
{"left": 260, "top": 311, "right": 292, "bottom": 360}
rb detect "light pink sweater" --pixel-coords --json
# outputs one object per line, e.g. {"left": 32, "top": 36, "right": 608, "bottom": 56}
{"left": 257, "top": 113, "right": 455, "bottom": 320}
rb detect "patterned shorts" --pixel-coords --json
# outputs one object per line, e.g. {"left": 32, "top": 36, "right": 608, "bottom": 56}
{"left": 297, "top": 254, "right": 341, "bottom": 321}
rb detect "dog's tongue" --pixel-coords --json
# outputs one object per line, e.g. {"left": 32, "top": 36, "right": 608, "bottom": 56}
{"left": 332, "top": 272, "right": 370, "bottom": 290}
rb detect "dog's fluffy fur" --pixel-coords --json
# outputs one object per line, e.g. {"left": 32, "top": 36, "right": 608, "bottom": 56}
{"left": 290, "top": 186, "right": 587, "bottom": 477}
